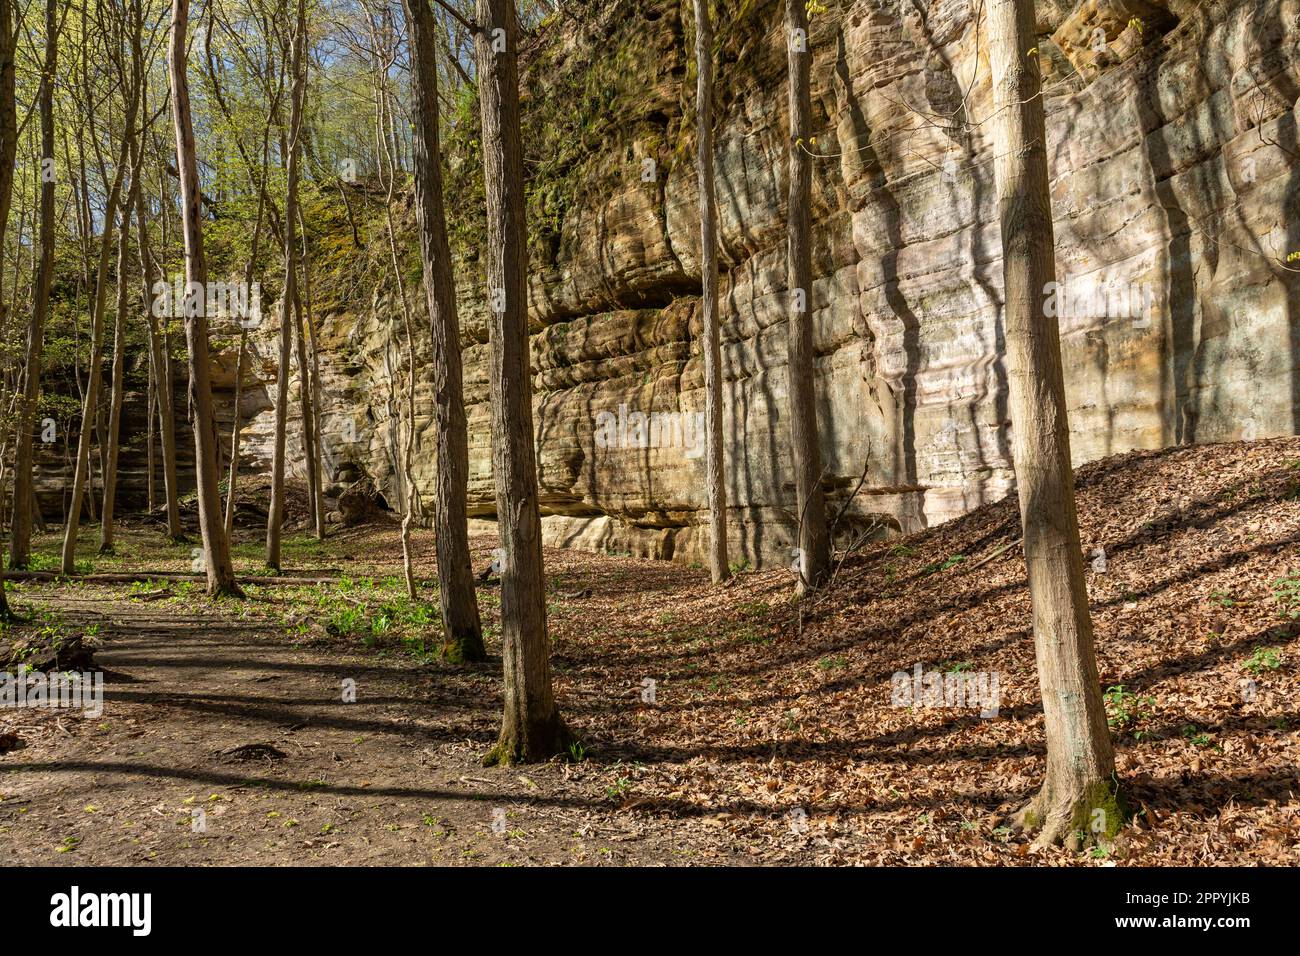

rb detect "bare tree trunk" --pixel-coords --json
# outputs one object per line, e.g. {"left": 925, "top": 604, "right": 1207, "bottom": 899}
{"left": 0, "top": 0, "right": 16, "bottom": 616}
{"left": 9, "top": 0, "right": 56, "bottom": 569}
{"left": 223, "top": 330, "right": 246, "bottom": 536}
{"left": 169, "top": 0, "right": 241, "bottom": 597}
{"left": 291, "top": 289, "right": 320, "bottom": 540}
{"left": 783, "top": 0, "right": 829, "bottom": 593}
{"left": 266, "top": 0, "right": 307, "bottom": 571}
{"left": 223, "top": 329, "right": 253, "bottom": 538}
{"left": 475, "top": 0, "right": 569, "bottom": 764}
{"left": 362, "top": 6, "right": 423, "bottom": 599}
{"left": 94, "top": 396, "right": 107, "bottom": 522}
{"left": 266, "top": 245, "right": 295, "bottom": 567}
{"left": 223, "top": 189, "right": 264, "bottom": 538}
{"left": 146, "top": 367, "right": 156, "bottom": 513}
{"left": 61, "top": 79, "right": 140, "bottom": 575}
{"left": 134, "top": 157, "right": 183, "bottom": 541}
{"left": 131, "top": 48, "right": 183, "bottom": 542}
{"left": 218, "top": 53, "right": 280, "bottom": 540}
{"left": 406, "top": 0, "right": 484, "bottom": 660}
{"left": 298, "top": 207, "right": 326, "bottom": 540}
{"left": 693, "top": 0, "right": 729, "bottom": 584}
{"left": 988, "top": 0, "right": 1119, "bottom": 848}
{"left": 31, "top": 482, "right": 45, "bottom": 534}
{"left": 370, "top": 51, "right": 419, "bottom": 599}
{"left": 100, "top": 165, "right": 140, "bottom": 554}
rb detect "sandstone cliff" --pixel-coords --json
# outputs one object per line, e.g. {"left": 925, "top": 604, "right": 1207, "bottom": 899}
{"left": 238, "top": 0, "right": 1300, "bottom": 568}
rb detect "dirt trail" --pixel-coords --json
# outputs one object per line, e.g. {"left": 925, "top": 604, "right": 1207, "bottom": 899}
{"left": 0, "top": 592, "right": 753, "bottom": 866}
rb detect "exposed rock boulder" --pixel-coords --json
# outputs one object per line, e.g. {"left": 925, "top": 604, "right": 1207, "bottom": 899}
{"left": 1052, "top": 0, "right": 1178, "bottom": 78}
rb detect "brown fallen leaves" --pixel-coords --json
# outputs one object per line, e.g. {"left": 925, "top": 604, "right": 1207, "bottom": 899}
{"left": 10, "top": 438, "right": 1295, "bottom": 867}
{"left": 542, "top": 438, "right": 1300, "bottom": 865}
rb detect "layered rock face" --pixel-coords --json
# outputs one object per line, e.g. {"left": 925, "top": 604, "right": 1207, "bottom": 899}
{"left": 243, "top": 0, "right": 1300, "bottom": 568}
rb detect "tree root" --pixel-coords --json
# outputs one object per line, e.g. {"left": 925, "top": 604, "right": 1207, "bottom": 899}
{"left": 1014, "top": 777, "right": 1126, "bottom": 850}
{"left": 482, "top": 717, "right": 574, "bottom": 767}
{"left": 439, "top": 624, "right": 487, "bottom": 665}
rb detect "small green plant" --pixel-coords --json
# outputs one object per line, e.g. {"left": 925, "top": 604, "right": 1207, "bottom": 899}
{"left": 817, "top": 655, "right": 848, "bottom": 671}
{"left": 325, "top": 605, "right": 369, "bottom": 639}
{"left": 12, "top": 552, "right": 59, "bottom": 572}
{"left": 1210, "top": 590, "right": 1236, "bottom": 608}
{"left": 566, "top": 739, "right": 588, "bottom": 763}
{"left": 1243, "top": 646, "right": 1283, "bottom": 675}
{"left": 1272, "top": 573, "right": 1300, "bottom": 619}
{"left": 921, "top": 554, "right": 966, "bottom": 575}
{"left": 1104, "top": 685, "right": 1154, "bottom": 731}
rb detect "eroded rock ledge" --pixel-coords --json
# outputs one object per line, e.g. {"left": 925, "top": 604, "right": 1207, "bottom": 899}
{"left": 239, "top": 0, "right": 1300, "bottom": 569}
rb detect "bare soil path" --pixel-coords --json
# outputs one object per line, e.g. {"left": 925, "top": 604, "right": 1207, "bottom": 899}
{"left": 0, "top": 583, "right": 757, "bottom": 865}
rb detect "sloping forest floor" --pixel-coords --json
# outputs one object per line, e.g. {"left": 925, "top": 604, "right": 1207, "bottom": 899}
{"left": 1, "top": 438, "right": 1298, "bottom": 866}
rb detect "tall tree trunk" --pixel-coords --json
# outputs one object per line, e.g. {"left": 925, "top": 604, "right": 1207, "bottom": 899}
{"left": 100, "top": 166, "right": 139, "bottom": 554}
{"left": 0, "top": 0, "right": 16, "bottom": 616}
{"left": 223, "top": 331, "right": 246, "bottom": 536}
{"left": 475, "top": 0, "right": 568, "bottom": 763}
{"left": 693, "top": 0, "right": 729, "bottom": 584}
{"left": 9, "top": 0, "right": 55, "bottom": 569}
{"left": 169, "top": 0, "right": 241, "bottom": 597}
{"left": 0, "top": 0, "right": 17, "bottom": 328}
{"left": 94, "top": 396, "right": 107, "bottom": 521}
{"left": 298, "top": 207, "right": 326, "bottom": 540}
{"left": 224, "top": 191, "right": 265, "bottom": 538}
{"left": 147, "top": 366, "right": 156, "bottom": 513}
{"left": 988, "top": 0, "right": 1119, "bottom": 847}
{"left": 405, "top": 0, "right": 484, "bottom": 661}
{"left": 60, "top": 86, "right": 140, "bottom": 575}
{"left": 217, "top": 52, "right": 281, "bottom": 540}
{"left": 370, "top": 53, "right": 419, "bottom": 600}
{"left": 266, "top": 0, "right": 307, "bottom": 571}
{"left": 291, "top": 289, "right": 320, "bottom": 535}
{"left": 266, "top": 244, "right": 295, "bottom": 568}
{"left": 134, "top": 154, "right": 183, "bottom": 541}
{"left": 783, "top": 0, "right": 829, "bottom": 592}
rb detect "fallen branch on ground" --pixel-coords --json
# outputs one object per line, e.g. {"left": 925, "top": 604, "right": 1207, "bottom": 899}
{"left": 966, "top": 538, "right": 1021, "bottom": 570}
